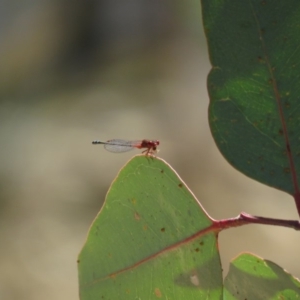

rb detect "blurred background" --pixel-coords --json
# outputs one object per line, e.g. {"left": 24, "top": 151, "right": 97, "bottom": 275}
{"left": 0, "top": 0, "right": 299, "bottom": 299}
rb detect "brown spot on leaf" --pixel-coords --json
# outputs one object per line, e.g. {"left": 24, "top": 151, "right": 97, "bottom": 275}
{"left": 199, "top": 241, "right": 204, "bottom": 246}
{"left": 195, "top": 248, "right": 200, "bottom": 252}
{"left": 77, "top": 259, "right": 80, "bottom": 263}
{"left": 134, "top": 212, "right": 140, "bottom": 221}
{"left": 161, "top": 227, "right": 165, "bottom": 232}
{"left": 178, "top": 183, "right": 183, "bottom": 188}
{"left": 143, "top": 225, "right": 148, "bottom": 231}
{"left": 257, "top": 56, "right": 264, "bottom": 63}
{"left": 131, "top": 198, "right": 137, "bottom": 205}
{"left": 160, "top": 169, "right": 164, "bottom": 173}
{"left": 154, "top": 288, "right": 162, "bottom": 298}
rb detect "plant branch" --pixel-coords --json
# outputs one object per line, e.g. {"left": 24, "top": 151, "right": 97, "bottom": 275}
{"left": 293, "top": 192, "right": 300, "bottom": 218}
{"left": 214, "top": 212, "right": 300, "bottom": 231}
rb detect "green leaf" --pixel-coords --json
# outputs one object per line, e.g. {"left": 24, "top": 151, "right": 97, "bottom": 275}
{"left": 78, "top": 156, "right": 223, "bottom": 299}
{"left": 224, "top": 253, "right": 300, "bottom": 299}
{"left": 202, "top": 0, "right": 300, "bottom": 195}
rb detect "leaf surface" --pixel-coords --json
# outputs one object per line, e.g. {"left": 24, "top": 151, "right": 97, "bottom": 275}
{"left": 78, "top": 156, "right": 222, "bottom": 300}
{"left": 202, "top": 0, "right": 300, "bottom": 197}
{"left": 224, "top": 253, "right": 300, "bottom": 300}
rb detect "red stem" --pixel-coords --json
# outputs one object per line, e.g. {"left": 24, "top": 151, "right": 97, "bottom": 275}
{"left": 214, "top": 212, "right": 300, "bottom": 231}
{"left": 293, "top": 193, "right": 300, "bottom": 217}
